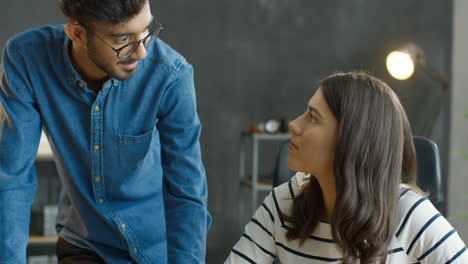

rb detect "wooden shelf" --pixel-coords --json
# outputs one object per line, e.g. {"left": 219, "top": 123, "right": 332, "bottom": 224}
{"left": 27, "top": 236, "right": 58, "bottom": 256}
{"left": 29, "top": 236, "right": 58, "bottom": 244}
{"left": 242, "top": 132, "right": 292, "bottom": 141}
{"left": 241, "top": 178, "right": 273, "bottom": 191}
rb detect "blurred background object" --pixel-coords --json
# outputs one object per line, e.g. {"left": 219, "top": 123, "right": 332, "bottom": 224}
{"left": 38, "top": 131, "right": 53, "bottom": 159}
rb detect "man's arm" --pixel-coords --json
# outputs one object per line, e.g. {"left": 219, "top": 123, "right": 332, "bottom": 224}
{"left": 0, "top": 41, "right": 42, "bottom": 264}
{"left": 157, "top": 62, "right": 211, "bottom": 263}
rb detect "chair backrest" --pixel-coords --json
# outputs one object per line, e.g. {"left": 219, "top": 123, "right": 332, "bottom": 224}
{"left": 413, "top": 136, "right": 444, "bottom": 213}
{"left": 272, "top": 137, "right": 445, "bottom": 213}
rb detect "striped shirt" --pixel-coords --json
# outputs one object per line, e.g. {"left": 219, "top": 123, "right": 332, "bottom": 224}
{"left": 226, "top": 172, "right": 467, "bottom": 263}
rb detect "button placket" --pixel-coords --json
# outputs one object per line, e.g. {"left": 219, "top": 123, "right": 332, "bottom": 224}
{"left": 91, "top": 93, "right": 106, "bottom": 206}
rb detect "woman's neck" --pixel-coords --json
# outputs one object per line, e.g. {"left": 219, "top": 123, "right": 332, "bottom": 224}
{"left": 315, "top": 174, "right": 336, "bottom": 222}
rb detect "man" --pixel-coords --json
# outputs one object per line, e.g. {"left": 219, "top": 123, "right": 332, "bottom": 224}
{"left": 0, "top": 0, "right": 211, "bottom": 263}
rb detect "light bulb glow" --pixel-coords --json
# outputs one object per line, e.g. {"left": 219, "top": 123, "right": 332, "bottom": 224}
{"left": 386, "top": 51, "right": 415, "bottom": 80}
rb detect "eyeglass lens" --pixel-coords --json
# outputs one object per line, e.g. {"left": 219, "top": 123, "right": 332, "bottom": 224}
{"left": 119, "top": 28, "right": 161, "bottom": 59}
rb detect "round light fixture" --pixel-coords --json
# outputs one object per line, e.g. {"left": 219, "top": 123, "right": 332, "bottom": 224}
{"left": 386, "top": 51, "right": 415, "bottom": 80}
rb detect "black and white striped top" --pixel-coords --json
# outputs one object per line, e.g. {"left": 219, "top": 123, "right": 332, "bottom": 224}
{"left": 226, "top": 172, "right": 467, "bottom": 263}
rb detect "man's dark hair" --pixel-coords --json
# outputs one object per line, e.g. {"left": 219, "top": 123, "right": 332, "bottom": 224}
{"left": 60, "top": 0, "right": 147, "bottom": 25}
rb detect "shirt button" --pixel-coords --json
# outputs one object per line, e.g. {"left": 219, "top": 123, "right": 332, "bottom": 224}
{"left": 95, "top": 177, "right": 100, "bottom": 182}
{"left": 94, "top": 106, "right": 100, "bottom": 112}
{"left": 121, "top": 224, "right": 126, "bottom": 229}
{"left": 94, "top": 145, "right": 100, "bottom": 151}
{"left": 133, "top": 248, "right": 138, "bottom": 254}
{"left": 98, "top": 198, "right": 104, "bottom": 204}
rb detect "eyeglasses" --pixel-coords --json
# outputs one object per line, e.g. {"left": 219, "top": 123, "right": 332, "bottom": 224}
{"left": 76, "top": 22, "right": 163, "bottom": 59}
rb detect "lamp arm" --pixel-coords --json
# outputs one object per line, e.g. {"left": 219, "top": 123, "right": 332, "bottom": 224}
{"left": 416, "top": 61, "right": 450, "bottom": 137}
{"left": 417, "top": 62, "right": 450, "bottom": 91}
{"left": 421, "top": 87, "right": 448, "bottom": 137}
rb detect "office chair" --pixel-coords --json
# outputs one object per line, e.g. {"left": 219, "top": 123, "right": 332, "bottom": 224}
{"left": 413, "top": 136, "right": 444, "bottom": 214}
{"left": 272, "top": 136, "right": 445, "bottom": 213}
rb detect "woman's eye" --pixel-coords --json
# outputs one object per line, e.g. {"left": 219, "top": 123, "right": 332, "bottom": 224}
{"left": 308, "top": 112, "right": 317, "bottom": 122}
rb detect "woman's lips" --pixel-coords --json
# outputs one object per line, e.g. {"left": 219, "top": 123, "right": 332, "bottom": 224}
{"left": 288, "top": 141, "right": 298, "bottom": 151}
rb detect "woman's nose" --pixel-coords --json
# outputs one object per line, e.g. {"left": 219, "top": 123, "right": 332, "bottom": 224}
{"left": 288, "top": 117, "right": 302, "bottom": 136}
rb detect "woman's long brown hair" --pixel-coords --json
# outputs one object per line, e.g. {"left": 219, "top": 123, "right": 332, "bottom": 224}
{"left": 280, "top": 72, "right": 418, "bottom": 264}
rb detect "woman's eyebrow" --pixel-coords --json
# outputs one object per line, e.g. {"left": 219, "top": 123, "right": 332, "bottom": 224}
{"left": 308, "top": 105, "right": 323, "bottom": 119}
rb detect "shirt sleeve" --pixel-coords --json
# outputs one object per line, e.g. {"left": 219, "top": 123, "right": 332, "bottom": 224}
{"left": 157, "top": 61, "right": 211, "bottom": 264}
{"left": 396, "top": 192, "right": 468, "bottom": 263}
{"left": 0, "top": 41, "right": 42, "bottom": 263}
{"left": 225, "top": 191, "right": 278, "bottom": 264}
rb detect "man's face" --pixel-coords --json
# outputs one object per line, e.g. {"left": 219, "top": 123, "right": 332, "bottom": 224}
{"left": 85, "top": 1, "right": 153, "bottom": 80}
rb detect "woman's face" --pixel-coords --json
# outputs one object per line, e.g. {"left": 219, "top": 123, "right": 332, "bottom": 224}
{"left": 287, "top": 87, "right": 338, "bottom": 178}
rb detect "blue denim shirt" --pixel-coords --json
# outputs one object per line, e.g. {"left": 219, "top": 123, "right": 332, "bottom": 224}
{"left": 0, "top": 25, "right": 211, "bottom": 264}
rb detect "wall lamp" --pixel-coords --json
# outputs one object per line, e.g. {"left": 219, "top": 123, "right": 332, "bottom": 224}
{"left": 386, "top": 43, "right": 450, "bottom": 136}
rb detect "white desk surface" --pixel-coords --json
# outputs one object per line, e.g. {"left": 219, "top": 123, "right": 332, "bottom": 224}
{"left": 37, "top": 132, "right": 53, "bottom": 160}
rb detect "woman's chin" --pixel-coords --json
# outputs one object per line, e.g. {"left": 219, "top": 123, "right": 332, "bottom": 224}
{"left": 286, "top": 157, "right": 299, "bottom": 172}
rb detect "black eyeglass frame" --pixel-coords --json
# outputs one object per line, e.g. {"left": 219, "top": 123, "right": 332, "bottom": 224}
{"left": 75, "top": 21, "right": 164, "bottom": 59}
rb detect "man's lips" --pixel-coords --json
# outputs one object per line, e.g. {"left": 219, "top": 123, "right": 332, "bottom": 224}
{"left": 120, "top": 61, "right": 139, "bottom": 70}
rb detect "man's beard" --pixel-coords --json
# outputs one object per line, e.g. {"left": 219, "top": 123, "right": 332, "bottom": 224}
{"left": 87, "top": 49, "right": 138, "bottom": 81}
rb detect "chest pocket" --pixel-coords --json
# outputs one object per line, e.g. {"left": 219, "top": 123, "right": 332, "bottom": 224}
{"left": 118, "top": 127, "right": 155, "bottom": 170}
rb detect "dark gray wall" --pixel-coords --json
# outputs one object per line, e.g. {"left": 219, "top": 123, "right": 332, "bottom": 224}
{"left": 0, "top": 0, "right": 453, "bottom": 263}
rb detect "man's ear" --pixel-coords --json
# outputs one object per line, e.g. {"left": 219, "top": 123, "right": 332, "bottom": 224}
{"left": 64, "top": 22, "right": 87, "bottom": 47}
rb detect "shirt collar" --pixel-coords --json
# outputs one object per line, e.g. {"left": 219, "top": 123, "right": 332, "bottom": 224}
{"left": 62, "top": 36, "right": 82, "bottom": 86}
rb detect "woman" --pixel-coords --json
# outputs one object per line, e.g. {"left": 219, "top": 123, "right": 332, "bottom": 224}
{"left": 225, "top": 72, "right": 467, "bottom": 263}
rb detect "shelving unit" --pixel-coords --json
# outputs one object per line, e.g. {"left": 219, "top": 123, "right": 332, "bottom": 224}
{"left": 239, "top": 132, "right": 291, "bottom": 213}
